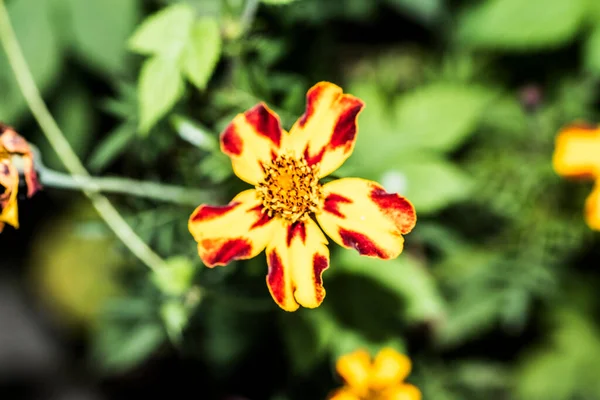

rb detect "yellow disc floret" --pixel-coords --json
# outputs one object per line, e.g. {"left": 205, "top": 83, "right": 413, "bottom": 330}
{"left": 256, "top": 152, "right": 322, "bottom": 222}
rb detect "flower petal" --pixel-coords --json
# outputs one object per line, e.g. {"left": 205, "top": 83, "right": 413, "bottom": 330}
{"left": 370, "top": 348, "right": 412, "bottom": 389}
{"left": 288, "top": 82, "right": 364, "bottom": 178}
{"left": 0, "top": 124, "right": 41, "bottom": 197}
{"left": 188, "top": 190, "right": 276, "bottom": 267}
{"left": 386, "top": 384, "right": 422, "bottom": 400}
{"left": 335, "top": 350, "right": 371, "bottom": 394}
{"left": 317, "top": 178, "right": 416, "bottom": 260}
{"left": 0, "top": 159, "right": 20, "bottom": 229}
{"left": 327, "top": 388, "right": 361, "bottom": 400}
{"left": 585, "top": 180, "right": 600, "bottom": 230}
{"left": 265, "top": 218, "right": 329, "bottom": 312}
{"left": 220, "top": 103, "right": 285, "bottom": 184}
{"left": 553, "top": 123, "right": 600, "bottom": 178}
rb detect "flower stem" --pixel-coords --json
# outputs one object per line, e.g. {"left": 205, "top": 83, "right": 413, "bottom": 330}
{"left": 240, "top": 0, "right": 261, "bottom": 34}
{"left": 39, "top": 168, "right": 210, "bottom": 206}
{"left": 0, "top": 0, "right": 166, "bottom": 272}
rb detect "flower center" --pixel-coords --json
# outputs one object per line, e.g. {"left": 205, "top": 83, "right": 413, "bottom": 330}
{"left": 256, "top": 153, "right": 322, "bottom": 222}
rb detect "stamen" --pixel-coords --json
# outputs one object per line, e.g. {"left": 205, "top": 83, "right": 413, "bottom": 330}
{"left": 256, "top": 152, "right": 322, "bottom": 222}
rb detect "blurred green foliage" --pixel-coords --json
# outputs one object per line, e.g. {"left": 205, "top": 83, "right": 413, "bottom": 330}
{"left": 3, "top": 0, "right": 600, "bottom": 398}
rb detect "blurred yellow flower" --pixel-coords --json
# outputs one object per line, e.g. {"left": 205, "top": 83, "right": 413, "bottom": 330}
{"left": 0, "top": 123, "right": 41, "bottom": 232}
{"left": 553, "top": 123, "right": 600, "bottom": 230}
{"left": 188, "top": 82, "right": 417, "bottom": 311}
{"left": 329, "top": 348, "right": 422, "bottom": 400}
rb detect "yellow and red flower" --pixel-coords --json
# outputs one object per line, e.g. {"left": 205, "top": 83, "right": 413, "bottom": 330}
{"left": 553, "top": 123, "right": 600, "bottom": 230}
{"left": 188, "top": 82, "right": 416, "bottom": 311}
{"left": 0, "top": 123, "right": 41, "bottom": 232}
{"left": 329, "top": 348, "right": 421, "bottom": 400}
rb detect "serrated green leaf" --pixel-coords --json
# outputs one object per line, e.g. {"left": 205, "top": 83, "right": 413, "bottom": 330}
{"left": 137, "top": 56, "right": 185, "bottom": 134}
{"left": 394, "top": 84, "right": 493, "bottom": 152}
{"left": 380, "top": 156, "right": 474, "bottom": 214}
{"left": 128, "top": 3, "right": 195, "bottom": 59}
{"left": 65, "top": 0, "right": 140, "bottom": 75}
{"left": 457, "top": 0, "right": 586, "bottom": 49}
{"left": 181, "top": 18, "right": 222, "bottom": 90}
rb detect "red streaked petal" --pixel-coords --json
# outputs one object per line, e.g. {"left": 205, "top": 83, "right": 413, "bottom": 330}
{"left": 0, "top": 159, "right": 20, "bottom": 229}
{"left": 199, "top": 238, "right": 252, "bottom": 266}
{"left": 219, "top": 103, "right": 286, "bottom": 184}
{"left": 265, "top": 218, "right": 329, "bottom": 311}
{"left": 323, "top": 193, "right": 352, "bottom": 218}
{"left": 0, "top": 124, "right": 41, "bottom": 197}
{"left": 188, "top": 190, "right": 276, "bottom": 267}
{"left": 288, "top": 82, "right": 364, "bottom": 178}
{"left": 317, "top": 178, "right": 416, "bottom": 260}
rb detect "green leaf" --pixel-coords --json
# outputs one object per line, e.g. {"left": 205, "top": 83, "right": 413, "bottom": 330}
{"left": 394, "top": 84, "right": 493, "bottom": 152}
{"left": 280, "top": 309, "right": 335, "bottom": 375}
{"left": 0, "top": 0, "right": 63, "bottom": 121}
{"left": 128, "top": 3, "right": 195, "bottom": 59}
{"left": 458, "top": 0, "right": 586, "bottom": 49}
{"left": 380, "top": 156, "right": 474, "bottom": 214}
{"left": 585, "top": 26, "right": 600, "bottom": 75}
{"left": 586, "top": 0, "right": 600, "bottom": 22}
{"left": 137, "top": 56, "right": 185, "bottom": 134}
{"left": 65, "top": 0, "right": 140, "bottom": 75}
{"left": 170, "top": 114, "right": 219, "bottom": 151}
{"left": 93, "top": 322, "right": 166, "bottom": 373}
{"left": 152, "top": 257, "right": 195, "bottom": 296}
{"left": 180, "top": 18, "right": 222, "bottom": 90}
{"left": 262, "top": 0, "right": 297, "bottom": 4}
{"left": 43, "top": 82, "right": 96, "bottom": 171}
{"left": 160, "top": 300, "right": 189, "bottom": 343}
{"left": 202, "top": 299, "right": 265, "bottom": 375}
{"left": 384, "top": 0, "right": 444, "bottom": 23}
{"left": 516, "top": 308, "right": 600, "bottom": 400}
{"left": 197, "top": 152, "right": 234, "bottom": 183}
{"left": 87, "top": 122, "right": 137, "bottom": 172}
{"left": 335, "top": 251, "right": 446, "bottom": 324}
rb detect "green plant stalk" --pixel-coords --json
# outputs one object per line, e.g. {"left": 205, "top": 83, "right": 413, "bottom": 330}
{"left": 39, "top": 168, "right": 209, "bottom": 207}
{"left": 240, "top": 0, "right": 260, "bottom": 33}
{"left": 0, "top": 0, "right": 166, "bottom": 272}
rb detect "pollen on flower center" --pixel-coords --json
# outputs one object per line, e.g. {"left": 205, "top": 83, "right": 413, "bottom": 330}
{"left": 256, "top": 152, "right": 322, "bottom": 222}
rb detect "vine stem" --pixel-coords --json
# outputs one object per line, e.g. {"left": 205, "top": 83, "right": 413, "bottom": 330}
{"left": 0, "top": 0, "right": 166, "bottom": 272}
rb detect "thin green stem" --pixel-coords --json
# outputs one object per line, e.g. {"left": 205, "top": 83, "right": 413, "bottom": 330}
{"left": 0, "top": 0, "right": 166, "bottom": 272}
{"left": 39, "top": 168, "right": 210, "bottom": 206}
{"left": 240, "top": 0, "right": 260, "bottom": 34}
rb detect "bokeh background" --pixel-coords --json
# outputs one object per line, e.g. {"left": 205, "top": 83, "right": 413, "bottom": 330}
{"left": 2, "top": 0, "right": 600, "bottom": 399}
